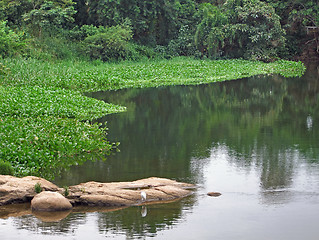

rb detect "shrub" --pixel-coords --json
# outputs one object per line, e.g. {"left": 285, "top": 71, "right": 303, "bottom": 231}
{"left": 63, "top": 186, "right": 69, "bottom": 197}
{"left": 83, "top": 24, "right": 133, "bottom": 61}
{"left": 34, "top": 182, "right": 42, "bottom": 193}
{"left": 0, "top": 20, "right": 27, "bottom": 57}
{"left": 0, "top": 160, "right": 14, "bottom": 175}
{"left": 126, "top": 43, "right": 161, "bottom": 61}
{"left": 0, "top": 62, "right": 9, "bottom": 75}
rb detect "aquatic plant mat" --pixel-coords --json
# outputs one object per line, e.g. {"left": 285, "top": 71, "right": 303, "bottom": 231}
{"left": 0, "top": 57, "right": 305, "bottom": 178}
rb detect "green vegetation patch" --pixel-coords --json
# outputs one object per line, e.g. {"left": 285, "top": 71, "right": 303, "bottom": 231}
{"left": 0, "top": 86, "right": 125, "bottom": 120}
{"left": 0, "top": 116, "right": 113, "bottom": 178}
{"left": 2, "top": 58, "right": 305, "bottom": 92}
{"left": 0, "top": 57, "right": 305, "bottom": 179}
{"left": 0, "top": 61, "right": 126, "bottom": 178}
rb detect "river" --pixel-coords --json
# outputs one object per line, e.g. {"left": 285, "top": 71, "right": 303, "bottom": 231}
{"left": 1, "top": 64, "right": 319, "bottom": 239}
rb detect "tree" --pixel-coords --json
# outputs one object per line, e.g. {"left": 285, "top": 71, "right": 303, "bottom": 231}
{"left": 78, "top": 0, "right": 178, "bottom": 46}
{"left": 193, "top": 0, "right": 286, "bottom": 61}
{"left": 23, "top": 1, "right": 76, "bottom": 37}
{"left": 224, "top": 0, "right": 286, "bottom": 61}
{"left": 265, "top": 0, "right": 319, "bottom": 58}
{"left": 194, "top": 3, "right": 228, "bottom": 58}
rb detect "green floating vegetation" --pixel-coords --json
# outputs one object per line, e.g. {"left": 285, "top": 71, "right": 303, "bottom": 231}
{"left": 1, "top": 57, "right": 305, "bottom": 92}
{"left": 0, "top": 116, "right": 113, "bottom": 178}
{"left": 0, "top": 57, "right": 305, "bottom": 179}
{"left": 0, "top": 86, "right": 125, "bottom": 120}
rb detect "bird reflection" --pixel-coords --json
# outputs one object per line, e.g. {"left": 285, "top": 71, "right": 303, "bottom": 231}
{"left": 141, "top": 206, "right": 147, "bottom": 217}
{"left": 307, "top": 115, "right": 313, "bottom": 130}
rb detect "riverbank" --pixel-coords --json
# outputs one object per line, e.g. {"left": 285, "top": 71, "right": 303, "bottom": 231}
{"left": 0, "top": 57, "right": 306, "bottom": 178}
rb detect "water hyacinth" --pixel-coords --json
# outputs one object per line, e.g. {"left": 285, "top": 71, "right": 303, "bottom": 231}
{"left": 1, "top": 57, "right": 305, "bottom": 92}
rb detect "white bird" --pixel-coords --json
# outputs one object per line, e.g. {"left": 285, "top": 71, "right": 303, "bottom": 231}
{"left": 141, "top": 191, "right": 147, "bottom": 202}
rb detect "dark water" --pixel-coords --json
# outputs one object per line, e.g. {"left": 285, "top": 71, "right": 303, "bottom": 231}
{"left": 1, "top": 65, "right": 319, "bottom": 239}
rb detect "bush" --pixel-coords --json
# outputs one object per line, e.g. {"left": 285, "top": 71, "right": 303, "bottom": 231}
{"left": 27, "top": 36, "right": 85, "bottom": 60}
{"left": 34, "top": 183, "right": 42, "bottom": 193}
{"left": 126, "top": 43, "right": 161, "bottom": 61}
{"left": 0, "top": 160, "right": 14, "bottom": 175}
{"left": 83, "top": 24, "right": 133, "bottom": 61}
{"left": 0, "top": 62, "right": 9, "bottom": 75}
{"left": 63, "top": 186, "right": 69, "bottom": 197}
{"left": 0, "top": 20, "right": 27, "bottom": 57}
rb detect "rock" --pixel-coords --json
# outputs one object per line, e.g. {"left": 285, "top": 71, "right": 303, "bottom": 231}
{"left": 207, "top": 192, "right": 222, "bottom": 197}
{"left": 68, "top": 177, "right": 195, "bottom": 206}
{"left": 31, "top": 191, "right": 72, "bottom": 211}
{"left": 0, "top": 175, "right": 196, "bottom": 208}
{"left": 0, "top": 175, "right": 60, "bottom": 206}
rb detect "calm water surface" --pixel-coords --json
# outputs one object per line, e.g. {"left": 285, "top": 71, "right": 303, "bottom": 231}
{"left": 1, "top": 65, "right": 319, "bottom": 239}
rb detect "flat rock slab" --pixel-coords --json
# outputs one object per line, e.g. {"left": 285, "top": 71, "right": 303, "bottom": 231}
{"left": 0, "top": 175, "right": 60, "bottom": 206}
{"left": 0, "top": 175, "right": 196, "bottom": 208}
{"left": 69, "top": 177, "right": 196, "bottom": 207}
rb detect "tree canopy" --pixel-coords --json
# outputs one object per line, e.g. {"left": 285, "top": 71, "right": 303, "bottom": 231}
{"left": 0, "top": 0, "right": 318, "bottom": 61}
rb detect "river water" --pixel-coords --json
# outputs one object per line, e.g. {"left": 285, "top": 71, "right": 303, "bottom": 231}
{"left": 1, "top": 65, "right": 319, "bottom": 239}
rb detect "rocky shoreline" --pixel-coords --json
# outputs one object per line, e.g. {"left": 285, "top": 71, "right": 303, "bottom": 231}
{"left": 0, "top": 175, "right": 196, "bottom": 213}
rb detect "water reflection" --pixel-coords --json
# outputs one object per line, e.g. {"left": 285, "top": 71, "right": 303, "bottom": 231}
{"left": 141, "top": 206, "right": 147, "bottom": 217}
{"left": 2, "top": 65, "right": 319, "bottom": 239}
{"left": 65, "top": 67, "right": 319, "bottom": 190}
{"left": 0, "top": 199, "right": 195, "bottom": 240}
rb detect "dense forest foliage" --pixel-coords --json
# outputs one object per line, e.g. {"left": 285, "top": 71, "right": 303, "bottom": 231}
{"left": 0, "top": 0, "right": 318, "bottom": 62}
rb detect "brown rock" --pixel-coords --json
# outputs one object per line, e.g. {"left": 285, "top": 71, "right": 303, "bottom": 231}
{"left": 31, "top": 191, "right": 72, "bottom": 211}
{"left": 79, "top": 194, "right": 136, "bottom": 207}
{"left": 0, "top": 175, "right": 60, "bottom": 206}
{"left": 68, "top": 177, "right": 195, "bottom": 206}
{"left": 207, "top": 192, "right": 222, "bottom": 197}
{"left": 0, "top": 176, "right": 196, "bottom": 208}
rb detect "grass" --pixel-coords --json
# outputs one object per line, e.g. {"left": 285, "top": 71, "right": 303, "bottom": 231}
{"left": 0, "top": 57, "right": 305, "bottom": 178}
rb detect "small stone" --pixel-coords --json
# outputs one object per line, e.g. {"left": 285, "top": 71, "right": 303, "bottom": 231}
{"left": 31, "top": 191, "right": 72, "bottom": 211}
{"left": 207, "top": 192, "right": 222, "bottom": 197}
